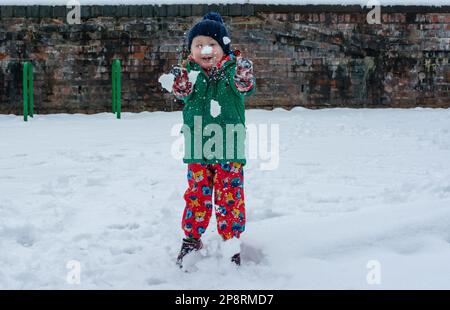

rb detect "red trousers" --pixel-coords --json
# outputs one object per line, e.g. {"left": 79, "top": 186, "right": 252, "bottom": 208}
{"left": 182, "top": 162, "right": 246, "bottom": 240}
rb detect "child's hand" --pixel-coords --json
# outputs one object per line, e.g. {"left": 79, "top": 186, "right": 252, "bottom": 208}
{"left": 171, "top": 66, "right": 193, "bottom": 98}
{"left": 234, "top": 58, "right": 255, "bottom": 93}
{"left": 236, "top": 58, "right": 254, "bottom": 78}
{"left": 170, "top": 66, "right": 185, "bottom": 78}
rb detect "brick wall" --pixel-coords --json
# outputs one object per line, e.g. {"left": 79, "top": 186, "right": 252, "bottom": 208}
{"left": 0, "top": 4, "right": 449, "bottom": 114}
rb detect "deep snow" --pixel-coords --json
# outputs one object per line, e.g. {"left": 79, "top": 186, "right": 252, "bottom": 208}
{"left": 0, "top": 107, "right": 450, "bottom": 289}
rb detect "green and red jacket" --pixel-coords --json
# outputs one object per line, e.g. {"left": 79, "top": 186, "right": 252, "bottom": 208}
{"left": 174, "top": 51, "right": 255, "bottom": 165}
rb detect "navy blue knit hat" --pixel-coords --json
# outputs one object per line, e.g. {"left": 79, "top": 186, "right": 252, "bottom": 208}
{"left": 187, "top": 12, "right": 231, "bottom": 55}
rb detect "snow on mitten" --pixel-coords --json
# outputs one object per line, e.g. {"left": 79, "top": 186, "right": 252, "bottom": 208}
{"left": 171, "top": 66, "right": 193, "bottom": 98}
{"left": 234, "top": 58, "right": 255, "bottom": 92}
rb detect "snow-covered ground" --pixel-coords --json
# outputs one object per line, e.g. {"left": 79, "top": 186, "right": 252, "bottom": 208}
{"left": 0, "top": 107, "right": 450, "bottom": 289}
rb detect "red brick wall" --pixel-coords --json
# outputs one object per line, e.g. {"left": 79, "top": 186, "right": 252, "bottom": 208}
{"left": 0, "top": 4, "right": 449, "bottom": 114}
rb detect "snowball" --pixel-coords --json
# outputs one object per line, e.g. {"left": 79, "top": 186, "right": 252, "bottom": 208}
{"left": 188, "top": 70, "right": 200, "bottom": 85}
{"left": 210, "top": 99, "right": 221, "bottom": 118}
{"left": 158, "top": 73, "right": 175, "bottom": 93}
{"left": 158, "top": 70, "right": 200, "bottom": 94}
{"left": 223, "top": 36, "right": 231, "bottom": 45}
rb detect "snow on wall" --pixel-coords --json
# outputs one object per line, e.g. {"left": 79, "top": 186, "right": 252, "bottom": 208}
{"left": 0, "top": 1, "right": 448, "bottom": 7}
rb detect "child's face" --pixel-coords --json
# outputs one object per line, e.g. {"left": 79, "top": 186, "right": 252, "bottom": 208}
{"left": 190, "top": 35, "right": 224, "bottom": 70}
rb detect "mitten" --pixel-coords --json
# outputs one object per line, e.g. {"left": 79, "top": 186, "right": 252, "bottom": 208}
{"left": 234, "top": 58, "right": 255, "bottom": 92}
{"left": 171, "top": 66, "right": 193, "bottom": 98}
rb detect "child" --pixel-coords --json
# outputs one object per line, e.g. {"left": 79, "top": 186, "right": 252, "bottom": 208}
{"left": 171, "top": 12, "right": 255, "bottom": 268}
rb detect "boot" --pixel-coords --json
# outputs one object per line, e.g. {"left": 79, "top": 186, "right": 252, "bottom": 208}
{"left": 176, "top": 238, "right": 203, "bottom": 268}
{"left": 231, "top": 253, "right": 241, "bottom": 266}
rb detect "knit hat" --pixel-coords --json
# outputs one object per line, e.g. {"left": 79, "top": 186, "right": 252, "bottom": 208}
{"left": 187, "top": 12, "right": 231, "bottom": 55}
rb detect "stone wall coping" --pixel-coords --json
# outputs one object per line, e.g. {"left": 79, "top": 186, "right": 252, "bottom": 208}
{"left": 0, "top": 4, "right": 449, "bottom": 19}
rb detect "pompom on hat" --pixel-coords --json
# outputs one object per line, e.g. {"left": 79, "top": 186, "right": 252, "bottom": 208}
{"left": 187, "top": 12, "right": 231, "bottom": 55}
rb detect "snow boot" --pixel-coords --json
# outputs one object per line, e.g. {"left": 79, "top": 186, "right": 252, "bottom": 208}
{"left": 176, "top": 238, "right": 203, "bottom": 268}
{"left": 231, "top": 253, "right": 241, "bottom": 266}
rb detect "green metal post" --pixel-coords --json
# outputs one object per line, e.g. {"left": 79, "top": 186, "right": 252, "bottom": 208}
{"left": 116, "top": 60, "right": 121, "bottom": 119}
{"left": 28, "top": 63, "right": 34, "bottom": 118}
{"left": 23, "top": 62, "right": 34, "bottom": 121}
{"left": 112, "top": 61, "right": 116, "bottom": 114}
{"left": 112, "top": 59, "right": 121, "bottom": 119}
{"left": 23, "top": 62, "right": 29, "bottom": 122}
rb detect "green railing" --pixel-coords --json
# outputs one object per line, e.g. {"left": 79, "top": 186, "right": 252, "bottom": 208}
{"left": 23, "top": 62, "right": 34, "bottom": 122}
{"left": 112, "top": 59, "right": 121, "bottom": 119}
{"left": 21, "top": 60, "right": 122, "bottom": 121}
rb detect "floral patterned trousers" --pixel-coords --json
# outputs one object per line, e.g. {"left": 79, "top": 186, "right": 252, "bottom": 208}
{"left": 182, "top": 162, "right": 246, "bottom": 240}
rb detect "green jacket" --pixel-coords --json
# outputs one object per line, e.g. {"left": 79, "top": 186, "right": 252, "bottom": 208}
{"left": 177, "top": 58, "right": 255, "bottom": 165}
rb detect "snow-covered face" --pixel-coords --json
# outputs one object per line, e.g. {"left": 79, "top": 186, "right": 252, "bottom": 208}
{"left": 190, "top": 36, "right": 224, "bottom": 70}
